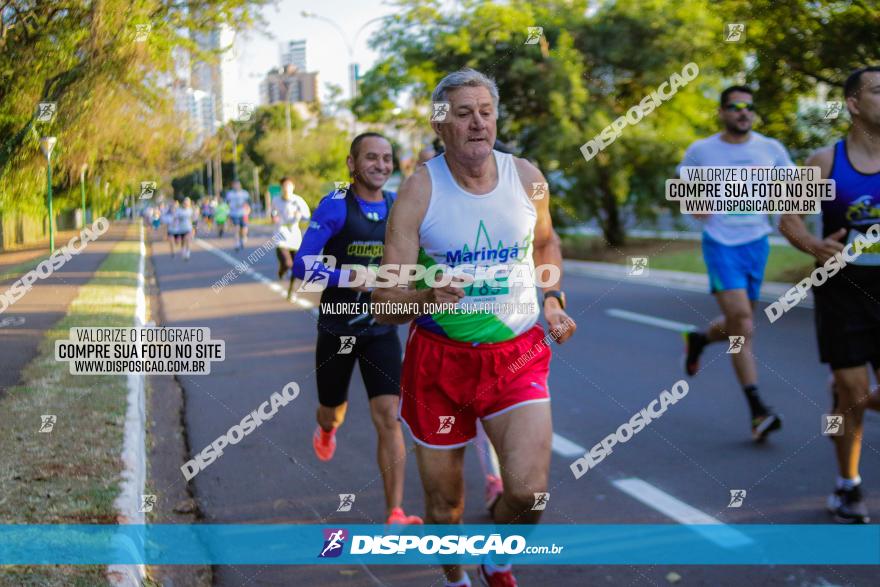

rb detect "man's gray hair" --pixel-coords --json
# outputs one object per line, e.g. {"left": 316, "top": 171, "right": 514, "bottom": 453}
{"left": 431, "top": 68, "right": 499, "bottom": 112}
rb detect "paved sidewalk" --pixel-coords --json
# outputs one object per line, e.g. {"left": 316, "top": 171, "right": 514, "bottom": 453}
{"left": 563, "top": 226, "right": 795, "bottom": 246}
{"left": 563, "top": 259, "right": 813, "bottom": 308}
{"left": 0, "top": 221, "right": 132, "bottom": 394}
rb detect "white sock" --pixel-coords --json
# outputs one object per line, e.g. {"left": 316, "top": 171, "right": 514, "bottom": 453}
{"left": 446, "top": 572, "right": 471, "bottom": 587}
{"left": 837, "top": 475, "right": 862, "bottom": 490}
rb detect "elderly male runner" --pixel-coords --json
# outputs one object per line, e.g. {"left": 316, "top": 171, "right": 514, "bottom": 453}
{"left": 780, "top": 66, "right": 880, "bottom": 523}
{"left": 374, "top": 69, "right": 576, "bottom": 587}
{"left": 680, "top": 85, "right": 794, "bottom": 441}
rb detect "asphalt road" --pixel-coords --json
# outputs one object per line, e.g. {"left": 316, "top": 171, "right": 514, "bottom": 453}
{"left": 151, "top": 223, "right": 879, "bottom": 587}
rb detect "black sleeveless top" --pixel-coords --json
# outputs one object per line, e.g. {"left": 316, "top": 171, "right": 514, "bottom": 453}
{"left": 318, "top": 190, "right": 395, "bottom": 336}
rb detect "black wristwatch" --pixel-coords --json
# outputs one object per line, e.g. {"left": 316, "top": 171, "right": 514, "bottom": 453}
{"left": 543, "top": 290, "right": 566, "bottom": 310}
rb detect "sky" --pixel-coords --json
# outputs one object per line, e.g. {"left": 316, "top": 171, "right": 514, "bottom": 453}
{"left": 226, "top": 0, "right": 408, "bottom": 107}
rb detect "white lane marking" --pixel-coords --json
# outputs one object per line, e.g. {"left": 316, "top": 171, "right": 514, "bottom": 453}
{"left": 552, "top": 433, "right": 586, "bottom": 457}
{"left": 607, "top": 308, "right": 696, "bottom": 333}
{"left": 196, "top": 238, "right": 317, "bottom": 316}
{"left": 613, "top": 478, "right": 753, "bottom": 548}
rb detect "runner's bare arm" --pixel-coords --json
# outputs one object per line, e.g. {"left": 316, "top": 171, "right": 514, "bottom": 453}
{"left": 515, "top": 158, "right": 576, "bottom": 344}
{"left": 677, "top": 146, "right": 710, "bottom": 220}
{"left": 779, "top": 147, "right": 845, "bottom": 263}
{"left": 372, "top": 167, "right": 464, "bottom": 324}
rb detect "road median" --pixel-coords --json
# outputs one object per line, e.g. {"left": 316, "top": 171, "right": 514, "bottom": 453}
{"left": 0, "top": 223, "right": 152, "bottom": 586}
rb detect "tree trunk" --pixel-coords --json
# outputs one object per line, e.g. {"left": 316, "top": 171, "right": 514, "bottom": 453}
{"left": 598, "top": 164, "right": 625, "bottom": 247}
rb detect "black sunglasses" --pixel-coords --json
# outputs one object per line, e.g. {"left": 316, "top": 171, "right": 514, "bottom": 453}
{"left": 724, "top": 101, "right": 756, "bottom": 112}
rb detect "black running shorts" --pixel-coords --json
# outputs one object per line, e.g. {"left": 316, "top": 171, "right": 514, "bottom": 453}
{"left": 315, "top": 328, "right": 401, "bottom": 407}
{"left": 813, "top": 266, "right": 880, "bottom": 370}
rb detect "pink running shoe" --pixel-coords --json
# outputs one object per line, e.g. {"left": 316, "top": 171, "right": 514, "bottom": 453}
{"left": 386, "top": 507, "right": 423, "bottom": 525}
{"left": 312, "top": 426, "right": 336, "bottom": 461}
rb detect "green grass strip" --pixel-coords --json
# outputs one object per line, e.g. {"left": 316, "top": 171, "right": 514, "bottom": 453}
{"left": 0, "top": 225, "right": 140, "bottom": 586}
{"left": 0, "top": 253, "right": 48, "bottom": 282}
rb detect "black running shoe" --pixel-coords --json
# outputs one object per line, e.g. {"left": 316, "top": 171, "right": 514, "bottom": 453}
{"left": 828, "top": 485, "right": 870, "bottom": 524}
{"left": 682, "top": 331, "right": 707, "bottom": 377}
{"left": 751, "top": 412, "right": 782, "bottom": 442}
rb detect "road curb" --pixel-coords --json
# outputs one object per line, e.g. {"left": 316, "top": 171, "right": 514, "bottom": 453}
{"left": 142, "top": 221, "right": 213, "bottom": 587}
{"left": 561, "top": 227, "right": 794, "bottom": 246}
{"left": 108, "top": 221, "right": 148, "bottom": 586}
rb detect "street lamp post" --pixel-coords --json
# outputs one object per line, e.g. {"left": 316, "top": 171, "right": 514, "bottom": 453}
{"left": 226, "top": 126, "right": 240, "bottom": 181}
{"left": 253, "top": 166, "right": 263, "bottom": 214}
{"left": 206, "top": 158, "right": 213, "bottom": 197}
{"left": 278, "top": 80, "right": 293, "bottom": 149}
{"left": 285, "top": 98, "right": 293, "bottom": 150}
{"left": 80, "top": 163, "right": 88, "bottom": 226}
{"left": 301, "top": 12, "right": 389, "bottom": 101}
{"left": 104, "top": 181, "right": 110, "bottom": 219}
{"left": 215, "top": 150, "right": 223, "bottom": 197}
{"left": 214, "top": 120, "right": 227, "bottom": 192}
{"left": 40, "top": 137, "right": 57, "bottom": 253}
{"left": 233, "top": 133, "right": 238, "bottom": 180}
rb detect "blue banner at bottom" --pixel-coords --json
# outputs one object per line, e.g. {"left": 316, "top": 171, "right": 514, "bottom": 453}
{"left": 0, "top": 524, "right": 877, "bottom": 565}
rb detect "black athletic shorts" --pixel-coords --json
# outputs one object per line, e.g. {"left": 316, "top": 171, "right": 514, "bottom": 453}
{"left": 315, "top": 328, "right": 401, "bottom": 407}
{"left": 813, "top": 266, "right": 880, "bottom": 370}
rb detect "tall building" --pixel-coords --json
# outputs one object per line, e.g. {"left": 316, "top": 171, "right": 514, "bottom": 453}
{"left": 191, "top": 28, "right": 222, "bottom": 116}
{"left": 281, "top": 40, "right": 307, "bottom": 71}
{"left": 260, "top": 64, "right": 319, "bottom": 105}
{"left": 191, "top": 25, "right": 240, "bottom": 124}
{"left": 169, "top": 41, "right": 217, "bottom": 147}
{"left": 171, "top": 80, "right": 217, "bottom": 147}
{"left": 171, "top": 46, "right": 190, "bottom": 84}
{"left": 219, "top": 27, "right": 243, "bottom": 123}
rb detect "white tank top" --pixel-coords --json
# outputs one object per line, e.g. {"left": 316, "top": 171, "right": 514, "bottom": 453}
{"left": 173, "top": 207, "right": 193, "bottom": 233}
{"left": 272, "top": 195, "right": 310, "bottom": 250}
{"left": 415, "top": 150, "right": 539, "bottom": 343}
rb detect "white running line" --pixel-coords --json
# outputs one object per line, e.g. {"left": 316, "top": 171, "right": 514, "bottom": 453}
{"left": 613, "top": 478, "right": 753, "bottom": 548}
{"left": 196, "top": 238, "right": 317, "bottom": 315}
{"left": 551, "top": 433, "right": 587, "bottom": 457}
{"left": 109, "top": 220, "right": 148, "bottom": 585}
{"left": 552, "top": 434, "right": 752, "bottom": 548}
{"left": 607, "top": 308, "right": 696, "bottom": 333}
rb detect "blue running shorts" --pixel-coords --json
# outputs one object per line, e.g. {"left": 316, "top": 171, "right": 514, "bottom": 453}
{"left": 702, "top": 233, "right": 769, "bottom": 300}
